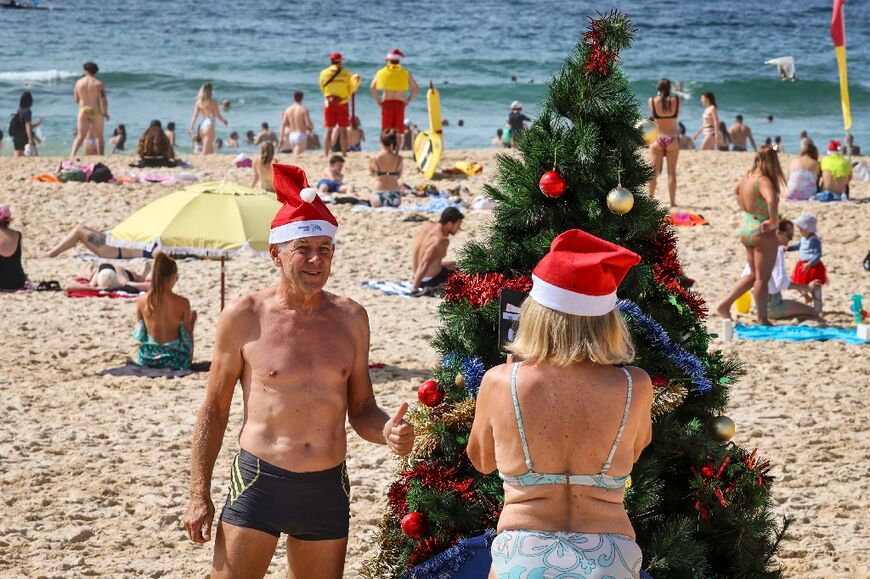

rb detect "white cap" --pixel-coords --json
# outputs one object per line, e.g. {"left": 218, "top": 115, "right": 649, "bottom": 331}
{"left": 97, "top": 268, "right": 118, "bottom": 289}
{"left": 511, "top": 101, "right": 522, "bottom": 109}
{"left": 793, "top": 213, "right": 817, "bottom": 234}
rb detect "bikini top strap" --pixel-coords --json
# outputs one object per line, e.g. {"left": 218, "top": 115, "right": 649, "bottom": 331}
{"left": 510, "top": 362, "right": 534, "bottom": 471}
{"left": 601, "top": 367, "right": 633, "bottom": 474}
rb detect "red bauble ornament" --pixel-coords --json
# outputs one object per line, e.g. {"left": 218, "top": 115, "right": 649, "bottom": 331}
{"left": 401, "top": 511, "right": 428, "bottom": 539}
{"left": 539, "top": 170, "right": 567, "bottom": 198}
{"left": 700, "top": 461, "right": 715, "bottom": 478}
{"left": 651, "top": 376, "right": 669, "bottom": 388}
{"left": 418, "top": 380, "right": 444, "bottom": 407}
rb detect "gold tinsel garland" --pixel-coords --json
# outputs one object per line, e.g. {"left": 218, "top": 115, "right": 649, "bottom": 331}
{"left": 653, "top": 382, "right": 688, "bottom": 417}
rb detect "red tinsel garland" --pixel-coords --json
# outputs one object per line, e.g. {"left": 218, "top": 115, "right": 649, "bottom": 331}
{"left": 409, "top": 534, "right": 460, "bottom": 568}
{"left": 647, "top": 229, "right": 708, "bottom": 319}
{"left": 443, "top": 272, "right": 533, "bottom": 308}
{"left": 582, "top": 17, "right": 617, "bottom": 77}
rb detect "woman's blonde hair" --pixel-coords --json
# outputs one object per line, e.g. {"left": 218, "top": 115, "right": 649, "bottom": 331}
{"left": 507, "top": 298, "right": 634, "bottom": 366}
{"left": 146, "top": 253, "right": 177, "bottom": 313}
{"left": 197, "top": 83, "right": 214, "bottom": 109}
{"left": 259, "top": 141, "right": 275, "bottom": 165}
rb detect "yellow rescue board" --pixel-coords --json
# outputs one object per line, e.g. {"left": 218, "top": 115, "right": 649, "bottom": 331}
{"left": 414, "top": 130, "right": 443, "bottom": 180}
{"left": 415, "top": 81, "right": 444, "bottom": 179}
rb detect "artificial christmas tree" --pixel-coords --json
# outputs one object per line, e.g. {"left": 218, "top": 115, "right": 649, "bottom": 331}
{"left": 363, "top": 11, "right": 787, "bottom": 579}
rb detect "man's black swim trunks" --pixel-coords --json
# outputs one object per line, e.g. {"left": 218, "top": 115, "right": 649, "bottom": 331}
{"left": 219, "top": 449, "right": 350, "bottom": 540}
{"left": 420, "top": 266, "right": 452, "bottom": 289}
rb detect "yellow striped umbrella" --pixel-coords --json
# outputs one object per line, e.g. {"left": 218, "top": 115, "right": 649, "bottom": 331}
{"left": 107, "top": 182, "right": 280, "bottom": 308}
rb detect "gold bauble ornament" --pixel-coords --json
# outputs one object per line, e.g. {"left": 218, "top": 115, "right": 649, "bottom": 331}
{"left": 606, "top": 186, "right": 634, "bottom": 215}
{"left": 624, "top": 475, "right": 632, "bottom": 489}
{"left": 636, "top": 118, "right": 658, "bottom": 146}
{"left": 455, "top": 373, "right": 465, "bottom": 387}
{"left": 711, "top": 416, "right": 736, "bottom": 442}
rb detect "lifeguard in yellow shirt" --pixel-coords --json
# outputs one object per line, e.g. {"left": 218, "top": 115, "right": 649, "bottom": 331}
{"left": 319, "top": 52, "right": 357, "bottom": 156}
{"left": 370, "top": 49, "right": 419, "bottom": 134}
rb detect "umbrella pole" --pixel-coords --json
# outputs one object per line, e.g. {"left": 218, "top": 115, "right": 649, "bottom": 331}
{"left": 220, "top": 255, "right": 226, "bottom": 311}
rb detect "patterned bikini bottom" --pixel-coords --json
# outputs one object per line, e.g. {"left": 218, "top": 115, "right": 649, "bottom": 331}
{"left": 491, "top": 529, "right": 642, "bottom": 579}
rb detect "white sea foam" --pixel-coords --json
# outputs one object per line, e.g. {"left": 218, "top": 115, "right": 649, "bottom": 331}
{"left": 0, "top": 69, "right": 78, "bottom": 83}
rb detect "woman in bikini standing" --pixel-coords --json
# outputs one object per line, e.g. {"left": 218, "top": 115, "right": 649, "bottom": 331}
{"left": 647, "top": 79, "right": 681, "bottom": 206}
{"left": 716, "top": 146, "right": 783, "bottom": 325}
{"left": 692, "top": 91, "right": 720, "bottom": 151}
{"left": 188, "top": 83, "right": 228, "bottom": 155}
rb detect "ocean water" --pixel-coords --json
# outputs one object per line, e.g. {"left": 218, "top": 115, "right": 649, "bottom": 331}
{"left": 1, "top": 0, "right": 867, "bottom": 156}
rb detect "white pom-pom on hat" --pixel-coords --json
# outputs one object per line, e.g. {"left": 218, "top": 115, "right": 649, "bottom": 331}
{"left": 300, "top": 187, "right": 317, "bottom": 203}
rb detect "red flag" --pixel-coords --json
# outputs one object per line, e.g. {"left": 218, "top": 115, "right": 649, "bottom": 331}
{"left": 831, "top": 0, "right": 845, "bottom": 47}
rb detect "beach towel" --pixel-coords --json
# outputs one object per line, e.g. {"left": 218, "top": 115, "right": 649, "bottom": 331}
{"left": 362, "top": 280, "right": 414, "bottom": 296}
{"left": 65, "top": 287, "right": 141, "bottom": 299}
{"left": 735, "top": 323, "right": 868, "bottom": 345}
{"left": 352, "top": 197, "right": 462, "bottom": 214}
{"left": 669, "top": 212, "right": 709, "bottom": 226}
{"left": 32, "top": 174, "right": 62, "bottom": 183}
{"left": 97, "top": 359, "right": 210, "bottom": 378}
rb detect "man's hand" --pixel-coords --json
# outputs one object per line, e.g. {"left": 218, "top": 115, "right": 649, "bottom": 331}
{"left": 183, "top": 495, "right": 215, "bottom": 543}
{"left": 383, "top": 402, "right": 414, "bottom": 456}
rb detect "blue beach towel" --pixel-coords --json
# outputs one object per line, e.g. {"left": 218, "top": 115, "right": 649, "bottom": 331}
{"left": 735, "top": 323, "right": 868, "bottom": 345}
{"left": 351, "top": 197, "right": 461, "bottom": 213}
{"left": 362, "top": 280, "right": 414, "bottom": 296}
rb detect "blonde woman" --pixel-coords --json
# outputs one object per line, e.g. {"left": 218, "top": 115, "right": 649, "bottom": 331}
{"left": 468, "top": 229, "right": 652, "bottom": 579}
{"left": 251, "top": 141, "right": 275, "bottom": 192}
{"left": 188, "top": 83, "right": 227, "bottom": 155}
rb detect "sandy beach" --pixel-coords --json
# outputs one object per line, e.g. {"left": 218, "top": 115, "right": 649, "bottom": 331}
{"left": 0, "top": 149, "right": 868, "bottom": 578}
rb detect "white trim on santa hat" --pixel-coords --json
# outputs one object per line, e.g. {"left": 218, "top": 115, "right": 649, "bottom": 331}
{"left": 529, "top": 274, "right": 617, "bottom": 316}
{"left": 386, "top": 50, "right": 404, "bottom": 60}
{"left": 269, "top": 220, "right": 338, "bottom": 244}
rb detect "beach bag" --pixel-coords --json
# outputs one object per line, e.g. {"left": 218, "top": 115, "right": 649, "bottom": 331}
{"left": 7, "top": 112, "right": 23, "bottom": 137}
{"left": 89, "top": 163, "right": 113, "bottom": 183}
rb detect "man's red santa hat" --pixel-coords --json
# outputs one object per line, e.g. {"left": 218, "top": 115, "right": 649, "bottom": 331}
{"left": 385, "top": 48, "right": 405, "bottom": 61}
{"left": 269, "top": 164, "right": 338, "bottom": 244}
{"left": 529, "top": 229, "right": 640, "bottom": 316}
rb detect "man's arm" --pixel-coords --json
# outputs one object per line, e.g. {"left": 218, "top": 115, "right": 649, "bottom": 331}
{"left": 99, "top": 82, "right": 109, "bottom": 120}
{"left": 369, "top": 77, "right": 381, "bottom": 106}
{"left": 346, "top": 304, "right": 413, "bottom": 454}
{"left": 278, "top": 112, "right": 288, "bottom": 148}
{"left": 406, "top": 74, "right": 419, "bottom": 105}
{"left": 183, "top": 301, "right": 246, "bottom": 543}
{"left": 411, "top": 238, "right": 448, "bottom": 291}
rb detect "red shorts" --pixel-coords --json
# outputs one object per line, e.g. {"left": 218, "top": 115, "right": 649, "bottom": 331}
{"left": 381, "top": 99, "right": 405, "bottom": 133}
{"left": 324, "top": 98, "right": 350, "bottom": 128}
{"left": 791, "top": 259, "right": 828, "bottom": 285}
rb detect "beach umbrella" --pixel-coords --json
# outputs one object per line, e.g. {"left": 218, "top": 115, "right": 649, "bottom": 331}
{"left": 107, "top": 181, "right": 280, "bottom": 309}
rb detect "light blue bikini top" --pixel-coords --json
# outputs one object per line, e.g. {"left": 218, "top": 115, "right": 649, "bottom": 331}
{"left": 498, "top": 362, "right": 633, "bottom": 490}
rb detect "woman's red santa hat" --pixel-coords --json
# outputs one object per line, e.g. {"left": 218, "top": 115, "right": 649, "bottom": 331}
{"left": 269, "top": 164, "right": 338, "bottom": 244}
{"left": 529, "top": 229, "right": 640, "bottom": 316}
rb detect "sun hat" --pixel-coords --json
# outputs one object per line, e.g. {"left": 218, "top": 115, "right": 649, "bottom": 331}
{"left": 97, "top": 268, "right": 118, "bottom": 289}
{"left": 793, "top": 213, "right": 817, "bottom": 234}
{"left": 529, "top": 229, "right": 640, "bottom": 316}
{"left": 269, "top": 164, "right": 338, "bottom": 244}
{"left": 511, "top": 101, "right": 522, "bottom": 109}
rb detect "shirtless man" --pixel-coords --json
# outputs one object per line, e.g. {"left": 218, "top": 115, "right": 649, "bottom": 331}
{"left": 70, "top": 62, "right": 109, "bottom": 157}
{"left": 279, "top": 91, "right": 314, "bottom": 154}
{"left": 728, "top": 115, "right": 757, "bottom": 152}
{"left": 183, "top": 164, "right": 414, "bottom": 579}
{"left": 370, "top": 49, "right": 419, "bottom": 134}
{"left": 410, "top": 207, "right": 464, "bottom": 294}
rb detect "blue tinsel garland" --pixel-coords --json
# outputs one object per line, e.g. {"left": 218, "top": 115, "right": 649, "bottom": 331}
{"left": 441, "top": 354, "right": 487, "bottom": 398}
{"left": 617, "top": 299, "right": 713, "bottom": 393}
{"left": 402, "top": 531, "right": 496, "bottom": 579}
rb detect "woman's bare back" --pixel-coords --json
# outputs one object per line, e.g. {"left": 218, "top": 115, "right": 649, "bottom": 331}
{"left": 138, "top": 292, "right": 190, "bottom": 344}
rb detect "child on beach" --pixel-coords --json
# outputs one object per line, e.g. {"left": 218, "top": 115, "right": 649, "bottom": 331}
{"left": 317, "top": 155, "right": 354, "bottom": 199}
{"left": 251, "top": 141, "right": 275, "bottom": 192}
{"left": 788, "top": 212, "right": 826, "bottom": 301}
